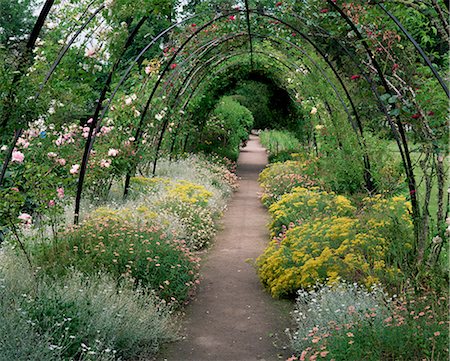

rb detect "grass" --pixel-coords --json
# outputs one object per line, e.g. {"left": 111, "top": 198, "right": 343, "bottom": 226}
{"left": 259, "top": 130, "right": 302, "bottom": 162}
{"left": 386, "top": 141, "right": 449, "bottom": 220}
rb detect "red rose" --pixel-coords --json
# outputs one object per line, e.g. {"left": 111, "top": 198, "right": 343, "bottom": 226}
{"left": 170, "top": 63, "right": 177, "bottom": 70}
{"left": 411, "top": 113, "right": 421, "bottom": 119}
{"left": 350, "top": 75, "right": 361, "bottom": 80}
{"left": 320, "top": 8, "right": 329, "bottom": 13}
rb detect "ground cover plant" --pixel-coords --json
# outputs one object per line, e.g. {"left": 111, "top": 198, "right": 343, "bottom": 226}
{"left": 34, "top": 217, "right": 201, "bottom": 304}
{"left": 258, "top": 190, "right": 413, "bottom": 297}
{"left": 288, "top": 283, "right": 449, "bottom": 361}
{"left": 0, "top": 255, "right": 175, "bottom": 361}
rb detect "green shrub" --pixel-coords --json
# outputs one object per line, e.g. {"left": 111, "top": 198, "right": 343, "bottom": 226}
{"left": 198, "top": 96, "right": 254, "bottom": 160}
{"left": 318, "top": 144, "right": 366, "bottom": 194}
{"left": 268, "top": 150, "right": 296, "bottom": 163}
{"left": 315, "top": 132, "right": 404, "bottom": 195}
{"left": 33, "top": 217, "right": 200, "bottom": 305}
{"left": 290, "top": 283, "right": 449, "bottom": 361}
{"left": 0, "top": 256, "right": 176, "bottom": 360}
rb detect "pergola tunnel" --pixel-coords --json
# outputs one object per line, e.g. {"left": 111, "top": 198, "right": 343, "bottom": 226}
{"left": 0, "top": 1, "right": 448, "bottom": 360}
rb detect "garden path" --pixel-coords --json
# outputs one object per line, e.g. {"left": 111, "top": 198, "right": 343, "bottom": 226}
{"left": 161, "top": 134, "right": 292, "bottom": 361}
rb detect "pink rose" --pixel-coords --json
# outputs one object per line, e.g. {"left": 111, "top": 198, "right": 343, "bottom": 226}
{"left": 48, "top": 200, "right": 56, "bottom": 207}
{"left": 108, "top": 148, "right": 119, "bottom": 157}
{"left": 85, "top": 47, "right": 96, "bottom": 57}
{"left": 11, "top": 151, "right": 25, "bottom": 163}
{"left": 100, "top": 159, "right": 111, "bottom": 168}
{"left": 70, "top": 164, "right": 80, "bottom": 174}
{"left": 18, "top": 213, "right": 32, "bottom": 224}
{"left": 57, "top": 158, "right": 66, "bottom": 166}
{"left": 57, "top": 187, "right": 64, "bottom": 199}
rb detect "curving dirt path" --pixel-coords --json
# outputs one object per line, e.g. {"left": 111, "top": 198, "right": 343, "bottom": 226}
{"left": 161, "top": 135, "right": 292, "bottom": 361}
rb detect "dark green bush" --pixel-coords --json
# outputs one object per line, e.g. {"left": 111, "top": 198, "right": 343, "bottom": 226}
{"left": 198, "top": 96, "right": 253, "bottom": 160}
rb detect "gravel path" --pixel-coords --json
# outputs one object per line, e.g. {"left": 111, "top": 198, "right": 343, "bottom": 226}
{"left": 161, "top": 135, "right": 292, "bottom": 361}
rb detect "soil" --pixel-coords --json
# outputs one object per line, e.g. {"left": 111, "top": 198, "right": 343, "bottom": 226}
{"left": 160, "top": 134, "right": 293, "bottom": 361}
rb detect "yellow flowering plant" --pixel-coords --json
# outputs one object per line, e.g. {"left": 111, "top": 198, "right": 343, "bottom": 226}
{"left": 268, "top": 187, "right": 355, "bottom": 236}
{"left": 257, "top": 216, "right": 401, "bottom": 298}
{"left": 166, "top": 180, "right": 213, "bottom": 207}
{"left": 258, "top": 187, "right": 414, "bottom": 298}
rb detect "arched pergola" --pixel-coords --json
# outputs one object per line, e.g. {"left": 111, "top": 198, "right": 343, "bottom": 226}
{"left": 0, "top": 0, "right": 448, "bottom": 266}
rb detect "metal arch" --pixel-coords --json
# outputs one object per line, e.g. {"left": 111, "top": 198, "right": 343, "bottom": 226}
{"left": 121, "top": 10, "right": 243, "bottom": 196}
{"left": 286, "top": 11, "right": 415, "bottom": 191}
{"left": 148, "top": 49, "right": 361, "bottom": 177}
{"left": 150, "top": 32, "right": 373, "bottom": 191}
{"left": 127, "top": 28, "right": 366, "bottom": 170}
{"left": 74, "top": 15, "right": 149, "bottom": 224}
{"left": 146, "top": 30, "right": 373, "bottom": 188}
{"left": 244, "top": 0, "right": 254, "bottom": 68}
{"left": 230, "top": 10, "right": 375, "bottom": 190}
{"left": 0, "top": 2, "right": 434, "bottom": 222}
{"left": 120, "top": 8, "right": 368, "bottom": 154}
{"left": 173, "top": 51, "right": 346, "bottom": 157}
{"left": 149, "top": 51, "right": 298, "bottom": 174}
{"left": 124, "top": 50, "right": 296, "bottom": 190}
{"left": 0, "top": 4, "right": 206, "bottom": 188}
{"left": 135, "top": 33, "right": 352, "bottom": 153}
{"left": 251, "top": 12, "right": 363, "bottom": 129}
{"left": 168, "top": 54, "right": 317, "bottom": 156}
{"left": 76, "top": 10, "right": 242, "bottom": 219}
{"left": 157, "top": 33, "right": 247, "bottom": 97}
{"left": 326, "top": 0, "right": 420, "bottom": 239}
{"left": 253, "top": 34, "right": 375, "bottom": 191}
{"left": 0, "top": 0, "right": 56, "bottom": 185}
{"left": 36, "top": 5, "right": 106, "bottom": 99}
{"left": 155, "top": 31, "right": 360, "bottom": 138}
{"left": 126, "top": 11, "right": 242, "bottom": 148}
{"left": 253, "top": 34, "right": 361, "bottom": 135}
{"left": 377, "top": 3, "right": 449, "bottom": 97}
{"left": 95, "top": 9, "right": 212, "bottom": 126}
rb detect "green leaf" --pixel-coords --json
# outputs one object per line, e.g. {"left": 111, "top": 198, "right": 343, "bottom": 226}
{"left": 388, "top": 95, "right": 398, "bottom": 104}
{"left": 390, "top": 108, "right": 400, "bottom": 116}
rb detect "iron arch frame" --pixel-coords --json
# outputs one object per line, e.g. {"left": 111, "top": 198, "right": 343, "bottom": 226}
{"left": 0, "top": 1, "right": 446, "bottom": 234}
